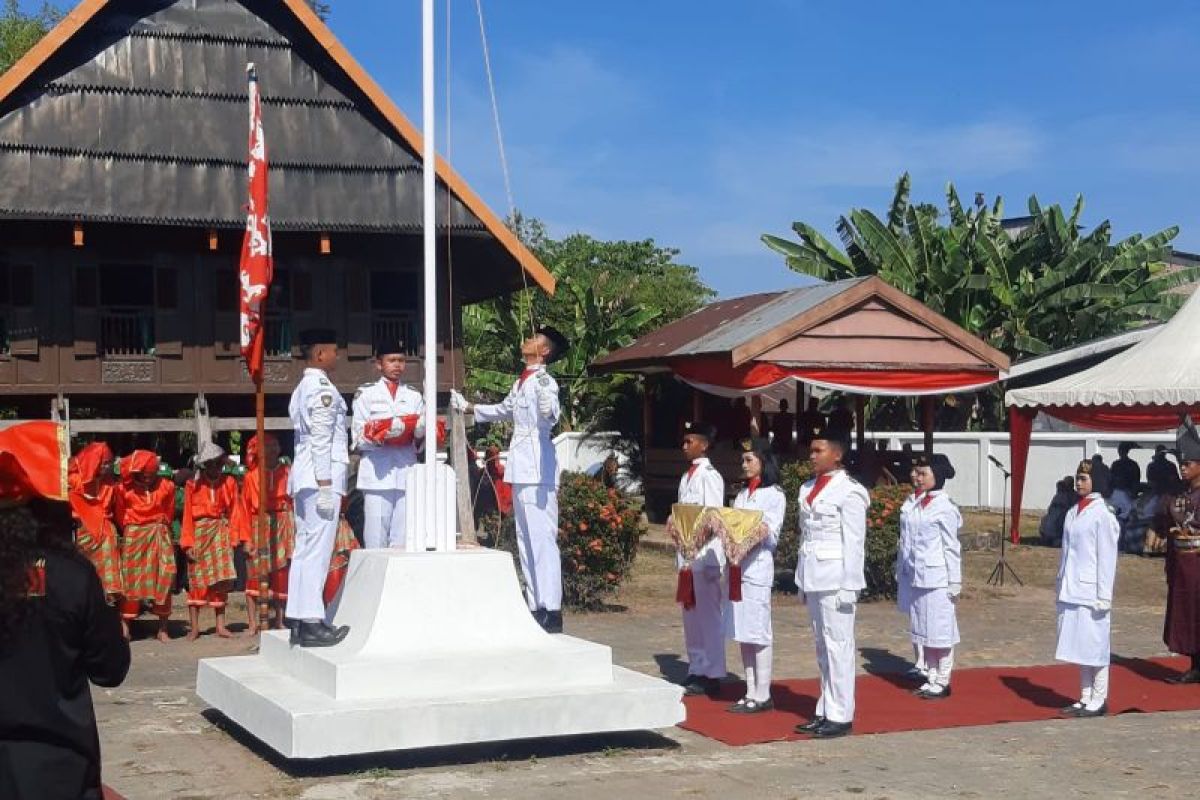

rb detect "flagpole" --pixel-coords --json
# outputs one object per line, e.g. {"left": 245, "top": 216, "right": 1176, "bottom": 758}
{"left": 421, "top": 0, "right": 438, "bottom": 541}
{"left": 256, "top": 372, "right": 270, "bottom": 633}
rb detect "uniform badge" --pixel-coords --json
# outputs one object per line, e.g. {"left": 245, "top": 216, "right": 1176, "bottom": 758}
{"left": 537, "top": 374, "right": 550, "bottom": 387}
{"left": 319, "top": 378, "right": 330, "bottom": 386}
{"left": 321, "top": 394, "right": 333, "bottom": 408}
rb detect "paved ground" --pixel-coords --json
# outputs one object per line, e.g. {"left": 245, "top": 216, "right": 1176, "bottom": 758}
{"left": 97, "top": 523, "right": 1200, "bottom": 799}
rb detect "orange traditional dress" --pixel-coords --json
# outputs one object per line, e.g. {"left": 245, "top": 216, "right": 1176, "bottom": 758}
{"left": 324, "top": 497, "right": 361, "bottom": 605}
{"left": 68, "top": 442, "right": 124, "bottom": 601}
{"left": 233, "top": 435, "right": 295, "bottom": 603}
{"left": 114, "top": 451, "right": 177, "bottom": 620}
{"left": 180, "top": 472, "right": 240, "bottom": 608}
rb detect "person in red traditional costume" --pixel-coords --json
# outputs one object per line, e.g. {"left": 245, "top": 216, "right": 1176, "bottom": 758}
{"left": 181, "top": 442, "right": 240, "bottom": 640}
{"left": 1160, "top": 417, "right": 1200, "bottom": 684}
{"left": 0, "top": 421, "right": 130, "bottom": 800}
{"left": 67, "top": 443, "right": 124, "bottom": 629}
{"left": 233, "top": 433, "right": 293, "bottom": 634}
{"left": 323, "top": 494, "right": 362, "bottom": 607}
{"left": 114, "top": 450, "right": 177, "bottom": 642}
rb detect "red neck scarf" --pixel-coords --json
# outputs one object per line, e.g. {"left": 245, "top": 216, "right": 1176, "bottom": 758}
{"left": 1077, "top": 496, "right": 1094, "bottom": 513}
{"left": 518, "top": 367, "right": 538, "bottom": 388}
{"left": 747, "top": 477, "right": 762, "bottom": 496}
{"left": 921, "top": 491, "right": 936, "bottom": 508}
{"left": 806, "top": 472, "right": 834, "bottom": 504}
{"left": 384, "top": 379, "right": 399, "bottom": 398}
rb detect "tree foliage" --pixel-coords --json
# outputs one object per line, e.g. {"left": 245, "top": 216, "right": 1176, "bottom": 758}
{"left": 464, "top": 214, "right": 714, "bottom": 431}
{"left": 0, "top": 0, "right": 61, "bottom": 76}
{"left": 763, "top": 173, "right": 1194, "bottom": 361}
{"left": 305, "top": 1, "right": 331, "bottom": 21}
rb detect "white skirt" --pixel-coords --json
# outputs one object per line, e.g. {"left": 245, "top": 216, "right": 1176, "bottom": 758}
{"left": 1055, "top": 602, "right": 1111, "bottom": 667}
{"left": 897, "top": 568, "right": 915, "bottom": 615}
{"left": 909, "top": 586, "right": 960, "bottom": 648}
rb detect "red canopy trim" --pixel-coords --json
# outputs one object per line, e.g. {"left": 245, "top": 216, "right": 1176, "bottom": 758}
{"left": 1039, "top": 404, "right": 1199, "bottom": 432}
{"left": 671, "top": 357, "right": 999, "bottom": 396}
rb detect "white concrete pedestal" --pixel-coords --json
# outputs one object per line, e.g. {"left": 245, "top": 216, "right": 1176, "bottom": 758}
{"left": 196, "top": 549, "right": 684, "bottom": 758}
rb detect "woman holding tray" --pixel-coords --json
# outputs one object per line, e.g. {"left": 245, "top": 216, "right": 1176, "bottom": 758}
{"left": 723, "top": 438, "right": 786, "bottom": 714}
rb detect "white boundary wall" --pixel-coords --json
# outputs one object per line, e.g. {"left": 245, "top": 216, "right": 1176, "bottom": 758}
{"left": 500, "top": 430, "right": 1177, "bottom": 512}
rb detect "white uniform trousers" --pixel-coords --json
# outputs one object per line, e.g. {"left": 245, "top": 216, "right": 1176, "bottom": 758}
{"left": 362, "top": 489, "right": 406, "bottom": 549}
{"left": 806, "top": 590, "right": 857, "bottom": 724}
{"left": 285, "top": 489, "right": 341, "bottom": 622}
{"left": 682, "top": 568, "right": 727, "bottom": 679}
{"left": 513, "top": 484, "right": 562, "bottom": 611}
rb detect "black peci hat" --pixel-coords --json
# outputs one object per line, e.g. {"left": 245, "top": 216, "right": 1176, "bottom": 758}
{"left": 812, "top": 426, "right": 851, "bottom": 455}
{"left": 1177, "top": 416, "right": 1200, "bottom": 463}
{"left": 683, "top": 421, "right": 717, "bottom": 443}
{"left": 298, "top": 328, "right": 337, "bottom": 347}
{"left": 373, "top": 338, "right": 406, "bottom": 358}
{"left": 537, "top": 325, "right": 570, "bottom": 363}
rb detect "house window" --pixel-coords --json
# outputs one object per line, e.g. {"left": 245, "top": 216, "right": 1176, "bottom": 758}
{"left": 370, "top": 270, "right": 418, "bottom": 355}
{"left": 0, "top": 262, "right": 35, "bottom": 355}
{"left": 98, "top": 263, "right": 155, "bottom": 356}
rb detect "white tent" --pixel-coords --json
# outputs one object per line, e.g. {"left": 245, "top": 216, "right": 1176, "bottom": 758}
{"left": 1007, "top": 288, "right": 1200, "bottom": 411}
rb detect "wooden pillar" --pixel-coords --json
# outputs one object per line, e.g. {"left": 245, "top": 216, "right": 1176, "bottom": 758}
{"left": 921, "top": 395, "right": 935, "bottom": 456}
{"left": 642, "top": 375, "right": 655, "bottom": 470}
{"left": 854, "top": 395, "right": 866, "bottom": 453}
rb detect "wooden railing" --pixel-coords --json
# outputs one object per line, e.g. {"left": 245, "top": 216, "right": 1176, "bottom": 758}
{"left": 100, "top": 309, "right": 155, "bottom": 356}
{"left": 372, "top": 314, "right": 418, "bottom": 356}
{"left": 263, "top": 315, "right": 291, "bottom": 357}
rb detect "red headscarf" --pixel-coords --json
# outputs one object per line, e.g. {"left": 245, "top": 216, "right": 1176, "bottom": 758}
{"left": 0, "top": 421, "right": 69, "bottom": 505}
{"left": 244, "top": 433, "right": 278, "bottom": 471}
{"left": 69, "top": 442, "right": 113, "bottom": 492}
{"left": 119, "top": 450, "right": 160, "bottom": 485}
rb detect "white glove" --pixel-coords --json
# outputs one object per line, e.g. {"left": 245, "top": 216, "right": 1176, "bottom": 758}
{"left": 537, "top": 386, "right": 554, "bottom": 418}
{"left": 414, "top": 416, "right": 426, "bottom": 440}
{"left": 449, "top": 390, "right": 469, "bottom": 413}
{"left": 948, "top": 583, "right": 962, "bottom": 601}
{"left": 316, "top": 487, "right": 337, "bottom": 520}
{"left": 836, "top": 589, "right": 857, "bottom": 611}
{"left": 1093, "top": 598, "right": 1111, "bottom": 613}
{"left": 384, "top": 417, "right": 406, "bottom": 440}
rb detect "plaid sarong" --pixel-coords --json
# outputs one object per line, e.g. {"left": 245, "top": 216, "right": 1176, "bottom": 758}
{"left": 76, "top": 521, "right": 124, "bottom": 598}
{"left": 186, "top": 517, "right": 237, "bottom": 593}
{"left": 329, "top": 516, "right": 360, "bottom": 575}
{"left": 246, "top": 511, "right": 295, "bottom": 582}
{"left": 121, "top": 521, "right": 176, "bottom": 606}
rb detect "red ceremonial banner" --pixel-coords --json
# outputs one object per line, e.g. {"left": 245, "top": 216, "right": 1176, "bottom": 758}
{"left": 239, "top": 65, "right": 273, "bottom": 384}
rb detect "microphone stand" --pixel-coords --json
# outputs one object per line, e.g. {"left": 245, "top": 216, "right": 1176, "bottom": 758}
{"left": 986, "top": 457, "right": 1023, "bottom": 587}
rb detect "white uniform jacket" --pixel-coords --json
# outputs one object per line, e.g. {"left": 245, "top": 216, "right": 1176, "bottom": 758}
{"left": 351, "top": 378, "right": 424, "bottom": 490}
{"left": 732, "top": 484, "right": 786, "bottom": 586}
{"left": 473, "top": 366, "right": 560, "bottom": 486}
{"left": 795, "top": 470, "right": 870, "bottom": 594}
{"left": 897, "top": 492, "right": 963, "bottom": 589}
{"left": 288, "top": 367, "right": 349, "bottom": 495}
{"left": 677, "top": 458, "right": 726, "bottom": 571}
{"left": 1057, "top": 495, "right": 1119, "bottom": 606}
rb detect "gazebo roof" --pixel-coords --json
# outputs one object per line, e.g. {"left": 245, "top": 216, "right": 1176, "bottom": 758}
{"left": 594, "top": 276, "right": 1010, "bottom": 396}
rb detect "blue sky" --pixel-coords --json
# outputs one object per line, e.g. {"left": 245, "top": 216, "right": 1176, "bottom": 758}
{"left": 38, "top": 1, "right": 1200, "bottom": 298}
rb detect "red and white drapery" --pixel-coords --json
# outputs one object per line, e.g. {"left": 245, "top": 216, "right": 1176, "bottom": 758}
{"left": 671, "top": 356, "right": 999, "bottom": 398}
{"left": 239, "top": 64, "right": 273, "bottom": 384}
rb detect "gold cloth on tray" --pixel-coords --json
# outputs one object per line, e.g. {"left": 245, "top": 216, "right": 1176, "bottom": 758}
{"left": 710, "top": 507, "right": 768, "bottom": 565}
{"left": 666, "top": 503, "right": 715, "bottom": 561}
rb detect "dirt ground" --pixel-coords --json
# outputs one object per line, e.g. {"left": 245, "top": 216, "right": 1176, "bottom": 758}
{"left": 97, "top": 514, "right": 1200, "bottom": 799}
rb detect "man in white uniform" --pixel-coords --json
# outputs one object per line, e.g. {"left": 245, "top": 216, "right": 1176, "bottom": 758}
{"left": 285, "top": 328, "right": 351, "bottom": 647}
{"left": 352, "top": 338, "right": 427, "bottom": 549}
{"left": 794, "top": 430, "right": 869, "bottom": 738}
{"left": 676, "top": 421, "right": 726, "bottom": 696}
{"left": 451, "top": 326, "right": 567, "bottom": 632}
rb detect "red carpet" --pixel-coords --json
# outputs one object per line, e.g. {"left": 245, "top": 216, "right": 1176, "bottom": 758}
{"left": 680, "top": 656, "right": 1200, "bottom": 745}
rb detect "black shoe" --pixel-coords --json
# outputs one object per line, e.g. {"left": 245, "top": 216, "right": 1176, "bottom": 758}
{"left": 1168, "top": 669, "right": 1200, "bottom": 684}
{"left": 700, "top": 676, "right": 721, "bottom": 697}
{"left": 811, "top": 720, "right": 853, "bottom": 738}
{"left": 682, "top": 678, "right": 708, "bottom": 696}
{"left": 320, "top": 620, "right": 350, "bottom": 638}
{"left": 1059, "top": 702, "right": 1084, "bottom": 717}
{"left": 794, "top": 716, "right": 827, "bottom": 734}
{"left": 740, "top": 698, "right": 774, "bottom": 714}
{"left": 285, "top": 618, "right": 301, "bottom": 645}
{"left": 1074, "top": 703, "right": 1107, "bottom": 718}
{"left": 531, "top": 608, "right": 548, "bottom": 628}
{"left": 296, "top": 620, "right": 350, "bottom": 648}
{"left": 542, "top": 610, "right": 563, "bottom": 633}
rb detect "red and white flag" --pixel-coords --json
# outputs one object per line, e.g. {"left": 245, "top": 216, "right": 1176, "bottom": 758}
{"left": 239, "top": 63, "right": 273, "bottom": 383}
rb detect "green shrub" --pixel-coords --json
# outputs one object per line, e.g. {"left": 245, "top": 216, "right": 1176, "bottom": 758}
{"left": 485, "top": 471, "right": 646, "bottom": 611}
{"left": 775, "top": 461, "right": 906, "bottom": 601}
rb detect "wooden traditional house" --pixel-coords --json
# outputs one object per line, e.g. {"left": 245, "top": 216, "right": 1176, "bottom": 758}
{"left": 0, "top": 0, "right": 553, "bottom": 420}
